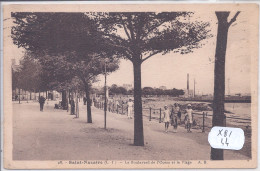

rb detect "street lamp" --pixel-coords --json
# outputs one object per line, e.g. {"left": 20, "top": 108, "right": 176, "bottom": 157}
{"left": 104, "top": 58, "right": 109, "bottom": 129}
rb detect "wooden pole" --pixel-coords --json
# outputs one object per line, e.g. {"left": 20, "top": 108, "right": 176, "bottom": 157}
{"left": 149, "top": 107, "right": 152, "bottom": 121}
{"left": 202, "top": 112, "right": 205, "bottom": 132}
{"left": 104, "top": 61, "right": 107, "bottom": 129}
{"left": 159, "top": 108, "right": 162, "bottom": 123}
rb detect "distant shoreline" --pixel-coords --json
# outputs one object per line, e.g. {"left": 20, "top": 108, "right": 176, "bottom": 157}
{"left": 179, "top": 99, "right": 251, "bottom": 103}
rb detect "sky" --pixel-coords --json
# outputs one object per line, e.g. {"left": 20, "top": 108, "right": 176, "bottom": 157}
{"left": 7, "top": 11, "right": 252, "bottom": 95}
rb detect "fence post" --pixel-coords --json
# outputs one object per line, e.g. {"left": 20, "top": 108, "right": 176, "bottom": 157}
{"left": 159, "top": 108, "right": 162, "bottom": 123}
{"left": 117, "top": 105, "right": 118, "bottom": 114}
{"left": 202, "top": 112, "right": 205, "bottom": 132}
{"left": 149, "top": 107, "right": 152, "bottom": 121}
{"left": 224, "top": 114, "right": 226, "bottom": 127}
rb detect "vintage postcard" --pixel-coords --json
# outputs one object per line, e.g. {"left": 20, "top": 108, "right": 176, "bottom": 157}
{"left": 2, "top": 2, "right": 259, "bottom": 169}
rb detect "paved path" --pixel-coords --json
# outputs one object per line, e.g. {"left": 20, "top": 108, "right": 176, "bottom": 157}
{"left": 13, "top": 100, "right": 249, "bottom": 160}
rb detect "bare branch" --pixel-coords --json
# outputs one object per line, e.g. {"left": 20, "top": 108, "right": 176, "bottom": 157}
{"left": 120, "top": 15, "right": 132, "bottom": 41}
{"left": 88, "top": 74, "right": 95, "bottom": 80}
{"left": 228, "top": 11, "right": 240, "bottom": 27}
{"left": 103, "top": 33, "right": 125, "bottom": 42}
{"left": 127, "top": 15, "right": 135, "bottom": 40}
{"left": 141, "top": 50, "right": 161, "bottom": 63}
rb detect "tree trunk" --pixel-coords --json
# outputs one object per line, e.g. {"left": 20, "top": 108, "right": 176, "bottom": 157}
{"left": 211, "top": 12, "right": 229, "bottom": 160}
{"left": 61, "top": 90, "right": 67, "bottom": 110}
{"left": 68, "top": 89, "right": 71, "bottom": 103}
{"left": 133, "top": 60, "right": 144, "bottom": 146}
{"left": 26, "top": 91, "right": 28, "bottom": 103}
{"left": 19, "top": 88, "right": 21, "bottom": 104}
{"left": 85, "top": 83, "right": 92, "bottom": 123}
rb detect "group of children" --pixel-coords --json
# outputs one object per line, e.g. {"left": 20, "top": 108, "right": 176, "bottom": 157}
{"left": 163, "top": 103, "right": 193, "bottom": 133}
{"left": 102, "top": 98, "right": 193, "bottom": 133}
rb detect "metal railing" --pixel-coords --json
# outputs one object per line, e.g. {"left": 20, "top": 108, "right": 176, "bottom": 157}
{"left": 93, "top": 101, "right": 251, "bottom": 133}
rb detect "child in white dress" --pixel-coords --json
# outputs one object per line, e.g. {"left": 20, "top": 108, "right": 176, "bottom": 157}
{"left": 185, "top": 104, "right": 193, "bottom": 133}
{"left": 163, "top": 105, "right": 170, "bottom": 132}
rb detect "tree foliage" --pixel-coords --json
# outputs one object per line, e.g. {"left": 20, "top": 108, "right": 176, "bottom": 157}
{"left": 143, "top": 87, "right": 184, "bottom": 96}
{"left": 109, "top": 84, "right": 128, "bottom": 95}
{"left": 12, "top": 13, "right": 100, "bottom": 56}
{"left": 11, "top": 12, "right": 121, "bottom": 90}
{"left": 11, "top": 12, "right": 121, "bottom": 123}
{"left": 89, "top": 12, "right": 212, "bottom": 63}
{"left": 12, "top": 54, "right": 47, "bottom": 93}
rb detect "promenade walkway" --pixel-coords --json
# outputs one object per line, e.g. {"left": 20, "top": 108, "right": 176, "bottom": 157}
{"left": 13, "top": 101, "right": 249, "bottom": 160}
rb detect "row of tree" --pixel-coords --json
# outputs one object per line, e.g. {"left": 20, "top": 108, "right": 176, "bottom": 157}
{"left": 12, "top": 54, "right": 46, "bottom": 95}
{"left": 11, "top": 11, "right": 240, "bottom": 160}
{"left": 93, "top": 84, "right": 184, "bottom": 96}
{"left": 142, "top": 87, "right": 184, "bottom": 96}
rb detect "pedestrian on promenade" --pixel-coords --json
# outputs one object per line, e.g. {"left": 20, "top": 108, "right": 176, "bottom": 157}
{"left": 108, "top": 99, "right": 113, "bottom": 112}
{"left": 111, "top": 100, "right": 115, "bottom": 112}
{"left": 184, "top": 114, "right": 188, "bottom": 129}
{"left": 175, "top": 103, "right": 182, "bottom": 124}
{"left": 185, "top": 104, "right": 193, "bottom": 133}
{"left": 173, "top": 115, "right": 178, "bottom": 132}
{"left": 115, "top": 100, "right": 119, "bottom": 113}
{"left": 15, "top": 95, "right": 18, "bottom": 101}
{"left": 127, "top": 99, "right": 133, "bottom": 119}
{"left": 39, "top": 96, "right": 46, "bottom": 112}
{"left": 70, "top": 98, "right": 75, "bottom": 115}
{"left": 172, "top": 104, "right": 179, "bottom": 132}
{"left": 83, "top": 97, "right": 87, "bottom": 105}
{"left": 163, "top": 105, "right": 170, "bottom": 133}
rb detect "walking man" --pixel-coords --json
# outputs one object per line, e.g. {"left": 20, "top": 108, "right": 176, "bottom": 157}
{"left": 39, "top": 96, "right": 46, "bottom": 112}
{"left": 115, "top": 100, "right": 119, "bottom": 113}
{"left": 127, "top": 99, "right": 133, "bottom": 119}
{"left": 70, "top": 98, "right": 75, "bottom": 115}
{"left": 83, "top": 97, "right": 87, "bottom": 105}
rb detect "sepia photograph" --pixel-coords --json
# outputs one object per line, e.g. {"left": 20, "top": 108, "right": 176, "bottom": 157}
{"left": 2, "top": 3, "right": 258, "bottom": 169}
